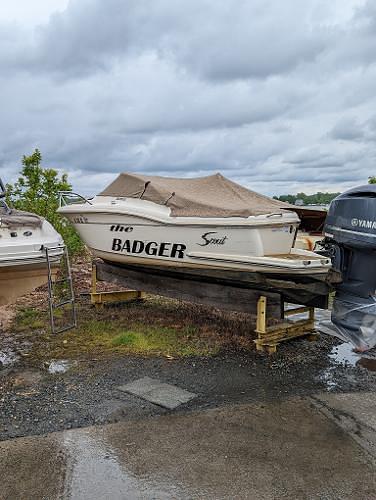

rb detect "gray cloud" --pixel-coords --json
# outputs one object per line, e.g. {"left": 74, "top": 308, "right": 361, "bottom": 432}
{"left": 0, "top": 0, "right": 375, "bottom": 197}
{"left": 17, "top": 0, "right": 328, "bottom": 81}
{"left": 330, "top": 116, "right": 364, "bottom": 141}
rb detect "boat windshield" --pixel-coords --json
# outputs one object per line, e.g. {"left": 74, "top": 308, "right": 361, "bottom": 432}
{"left": 59, "top": 191, "right": 93, "bottom": 207}
{"left": 0, "top": 178, "right": 6, "bottom": 199}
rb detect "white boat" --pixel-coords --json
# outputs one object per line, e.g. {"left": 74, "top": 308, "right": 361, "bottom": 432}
{"left": 58, "top": 173, "right": 332, "bottom": 305}
{"left": 0, "top": 181, "right": 64, "bottom": 305}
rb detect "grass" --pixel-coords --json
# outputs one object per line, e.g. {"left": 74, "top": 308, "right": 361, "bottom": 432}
{"left": 14, "top": 307, "right": 46, "bottom": 331}
{"left": 10, "top": 297, "right": 227, "bottom": 362}
{"left": 110, "top": 324, "right": 212, "bottom": 356}
{"left": 60, "top": 319, "right": 215, "bottom": 357}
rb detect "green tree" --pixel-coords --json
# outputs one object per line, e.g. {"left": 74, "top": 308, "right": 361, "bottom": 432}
{"left": 274, "top": 191, "right": 340, "bottom": 205}
{"left": 6, "top": 149, "right": 83, "bottom": 254}
{"left": 369, "top": 176, "right": 376, "bottom": 184}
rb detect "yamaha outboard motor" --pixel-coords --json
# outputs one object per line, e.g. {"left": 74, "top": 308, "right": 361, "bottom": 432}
{"left": 322, "top": 184, "right": 376, "bottom": 350}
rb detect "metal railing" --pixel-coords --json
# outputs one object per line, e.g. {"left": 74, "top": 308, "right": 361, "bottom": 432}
{"left": 58, "top": 191, "right": 93, "bottom": 208}
{"left": 0, "top": 178, "right": 11, "bottom": 214}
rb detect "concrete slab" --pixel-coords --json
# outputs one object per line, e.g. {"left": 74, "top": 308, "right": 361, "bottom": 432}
{"left": 312, "top": 391, "right": 376, "bottom": 459}
{"left": 0, "top": 397, "right": 375, "bottom": 499}
{"left": 117, "top": 377, "right": 196, "bottom": 409}
{"left": 118, "top": 376, "right": 162, "bottom": 396}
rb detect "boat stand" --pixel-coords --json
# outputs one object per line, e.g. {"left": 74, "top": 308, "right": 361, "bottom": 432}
{"left": 254, "top": 296, "right": 318, "bottom": 354}
{"left": 90, "top": 262, "right": 145, "bottom": 308}
{"left": 91, "top": 259, "right": 320, "bottom": 354}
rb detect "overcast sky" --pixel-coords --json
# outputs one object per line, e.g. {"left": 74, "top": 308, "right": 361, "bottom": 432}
{"left": 0, "top": 0, "right": 375, "bottom": 196}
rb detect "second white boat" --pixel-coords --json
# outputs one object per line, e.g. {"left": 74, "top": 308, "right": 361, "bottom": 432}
{"left": 0, "top": 180, "right": 64, "bottom": 305}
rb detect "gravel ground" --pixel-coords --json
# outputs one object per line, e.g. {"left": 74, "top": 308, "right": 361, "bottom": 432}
{"left": 1, "top": 332, "right": 376, "bottom": 441}
{"left": 1, "top": 258, "right": 375, "bottom": 441}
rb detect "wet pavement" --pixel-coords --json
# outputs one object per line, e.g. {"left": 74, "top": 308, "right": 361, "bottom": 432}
{"left": 2, "top": 334, "right": 376, "bottom": 441}
{"left": 1, "top": 394, "right": 376, "bottom": 499}
{"left": 329, "top": 342, "right": 376, "bottom": 372}
{"left": 2, "top": 308, "right": 376, "bottom": 498}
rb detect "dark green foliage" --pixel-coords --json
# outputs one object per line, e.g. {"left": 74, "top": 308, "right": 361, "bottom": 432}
{"left": 5, "top": 149, "right": 84, "bottom": 254}
{"left": 274, "top": 192, "right": 340, "bottom": 205}
{"left": 369, "top": 176, "right": 376, "bottom": 184}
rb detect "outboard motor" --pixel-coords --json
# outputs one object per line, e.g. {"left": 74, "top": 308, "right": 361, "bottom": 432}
{"left": 322, "top": 184, "right": 376, "bottom": 350}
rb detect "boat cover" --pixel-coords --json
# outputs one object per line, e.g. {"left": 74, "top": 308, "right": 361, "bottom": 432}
{"left": 0, "top": 207, "right": 44, "bottom": 228}
{"left": 100, "top": 172, "right": 302, "bottom": 218}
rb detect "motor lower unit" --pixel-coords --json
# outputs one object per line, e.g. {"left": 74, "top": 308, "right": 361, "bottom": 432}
{"left": 321, "top": 184, "right": 376, "bottom": 349}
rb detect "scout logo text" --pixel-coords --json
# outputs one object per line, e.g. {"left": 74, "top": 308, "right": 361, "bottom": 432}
{"left": 198, "top": 231, "right": 228, "bottom": 247}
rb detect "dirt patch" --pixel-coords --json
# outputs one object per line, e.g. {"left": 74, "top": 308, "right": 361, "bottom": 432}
{"left": 0, "top": 305, "right": 16, "bottom": 331}
{"left": 10, "top": 370, "right": 43, "bottom": 388}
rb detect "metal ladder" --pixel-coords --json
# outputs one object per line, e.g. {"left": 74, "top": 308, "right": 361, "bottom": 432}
{"left": 45, "top": 245, "right": 77, "bottom": 334}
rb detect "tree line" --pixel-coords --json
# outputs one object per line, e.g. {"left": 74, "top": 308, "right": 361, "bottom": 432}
{"left": 273, "top": 192, "right": 340, "bottom": 205}
{"left": 275, "top": 176, "right": 375, "bottom": 205}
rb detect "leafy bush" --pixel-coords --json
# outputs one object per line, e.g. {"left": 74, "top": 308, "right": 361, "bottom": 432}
{"left": 5, "top": 149, "right": 84, "bottom": 254}
{"left": 369, "top": 176, "right": 376, "bottom": 184}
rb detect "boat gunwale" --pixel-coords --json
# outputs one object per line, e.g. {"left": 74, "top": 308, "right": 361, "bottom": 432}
{"left": 0, "top": 252, "right": 63, "bottom": 267}
{"left": 58, "top": 206, "right": 300, "bottom": 228}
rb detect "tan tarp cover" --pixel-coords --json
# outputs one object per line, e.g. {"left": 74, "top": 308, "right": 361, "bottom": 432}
{"left": 0, "top": 207, "right": 44, "bottom": 228}
{"left": 100, "top": 172, "right": 324, "bottom": 220}
{"left": 100, "top": 172, "right": 302, "bottom": 218}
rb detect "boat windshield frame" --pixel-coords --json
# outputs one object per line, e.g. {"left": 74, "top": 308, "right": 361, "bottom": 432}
{"left": 59, "top": 191, "right": 93, "bottom": 207}
{"left": 0, "top": 178, "right": 6, "bottom": 199}
{"left": 0, "top": 178, "right": 11, "bottom": 214}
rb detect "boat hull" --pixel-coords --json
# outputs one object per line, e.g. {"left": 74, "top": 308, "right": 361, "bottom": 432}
{"left": 0, "top": 218, "right": 64, "bottom": 305}
{"left": 64, "top": 218, "right": 331, "bottom": 277}
{"left": 59, "top": 197, "right": 332, "bottom": 306}
{"left": 98, "top": 259, "right": 331, "bottom": 308}
{"left": 0, "top": 261, "right": 59, "bottom": 306}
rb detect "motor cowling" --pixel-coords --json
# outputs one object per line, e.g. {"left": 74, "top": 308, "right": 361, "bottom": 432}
{"left": 323, "top": 184, "right": 376, "bottom": 350}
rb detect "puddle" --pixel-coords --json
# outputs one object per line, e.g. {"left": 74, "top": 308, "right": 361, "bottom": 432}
{"left": 47, "top": 360, "right": 74, "bottom": 374}
{"left": 329, "top": 343, "right": 376, "bottom": 372}
{"left": 62, "top": 432, "right": 170, "bottom": 499}
{"left": 329, "top": 343, "right": 359, "bottom": 367}
{"left": 319, "top": 342, "right": 376, "bottom": 390}
{"left": 0, "top": 348, "right": 19, "bottom": 367}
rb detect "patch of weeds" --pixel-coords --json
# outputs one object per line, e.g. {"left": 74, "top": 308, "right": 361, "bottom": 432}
{"left": 13, "top": 307, "right": 47, "bottom": 331}
{"left": 10, "top": 293, "right": 249, "bottom": 362}
{"left": 52, "top": 308, "right": 65, "bottom": 319}
{"left": 110, "top": 324, "right": 217, "bottom": 356}
{"left": 112, "top": 331, "right": 138, "bottom": 347}
{"left": 25, "top": 309, "right": 220, "bottom": 361}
